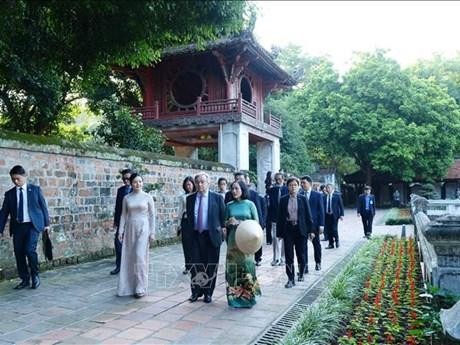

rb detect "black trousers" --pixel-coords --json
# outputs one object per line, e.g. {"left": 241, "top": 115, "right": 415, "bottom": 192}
{"left": 13, "top": 223, "right": 40, "bottom": 281}
{"left": 114, "top": 230, "right": 122, "bottom": 270}
{"left": 254, "top": 246, "right": 262, "bottom": 263}
{"left": 180, "top": 218, "right": 194, "bottom": 270}
{"left": 298, "top": 226, "right": 322, "bottom": 273}
{"left": 361, "top": 211, "right": 374, "bottom": 235}
{"left": 190, "top": 231, "right": 220, "bottom": 297}
{"left": 284, "top": 224, "right": 307, "bottom": 281}
{"left": 325, "top": 213, "right": 339, "bottom": 246}
{"left": 266, "top": 221, "right": 272, "bottom": 244}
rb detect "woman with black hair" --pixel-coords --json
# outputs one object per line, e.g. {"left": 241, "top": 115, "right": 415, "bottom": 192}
{"left": 117, "top": 173, "right": 156, "bottom": 298}
{"left": 225, "top": 180, "right": 261, "bottom": 308}
{"left": 177, "top": 176, "right": 196, "bottom": 274}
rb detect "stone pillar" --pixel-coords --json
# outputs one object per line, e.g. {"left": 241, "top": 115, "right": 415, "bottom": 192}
{"left": 256, "top": 141, "right": 273, "bottom": 195}
{"left": 218, "top": 123, "right": 249, "bottom": 170}
{"left": 422, "top": 215, "right": 460, "bottom": 294}
{"left": 174, "top": 146, "right": 198, "bottom": 160}
{"left": 272, "top": 138, "right": 280, "bottom": 173}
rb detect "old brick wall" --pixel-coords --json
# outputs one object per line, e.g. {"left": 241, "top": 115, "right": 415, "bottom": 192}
{"left": 0, "top": 138, "right": 233, "bottom": 279}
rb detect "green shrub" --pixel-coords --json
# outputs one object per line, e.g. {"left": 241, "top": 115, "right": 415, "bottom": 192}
{"left": 384, "top": 207, "right": 412, "bottom": 225}
{"left": 282, "top": 238, "right": 383, "bottom": 345}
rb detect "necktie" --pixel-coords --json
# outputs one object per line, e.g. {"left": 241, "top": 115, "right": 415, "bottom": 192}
{"left": 18, "top": 187, "right": 24, "bottom": 223}
{"left": 196, "top": 194, "right": 203, "bottom": 232}
{"left": 327, "top": 195, "right": 331, "bottom": 214}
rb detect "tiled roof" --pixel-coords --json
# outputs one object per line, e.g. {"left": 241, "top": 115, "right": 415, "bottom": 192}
{"left": 445, "top": 159, "right": 460, "bottom": 180}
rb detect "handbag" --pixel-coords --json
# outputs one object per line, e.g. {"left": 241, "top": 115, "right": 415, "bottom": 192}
{"left": 42, "top": 230, "right": 53, "bottom": 261}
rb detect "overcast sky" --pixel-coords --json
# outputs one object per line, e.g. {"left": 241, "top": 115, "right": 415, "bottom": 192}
{"left": 253, "top": 1, "right": 460, "bottom": 73}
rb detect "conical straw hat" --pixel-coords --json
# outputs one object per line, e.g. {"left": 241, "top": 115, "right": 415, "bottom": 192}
{"left": 235, "top": 220, "right": 263, "bottom": 254}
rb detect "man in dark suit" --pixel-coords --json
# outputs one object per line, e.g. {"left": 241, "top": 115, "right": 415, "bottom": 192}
{"left": 277, "top": 177, "right": 313, "bottom": 288}
{"left": 299, "top": 175, "right": 324, "bottom": 271}
{"left": 110, "top": 168, "right": 132, "bottom": 275}
{"left": 357, "top": 186, "right": 376, "bottom": 239}
{"left": 186, "top": 172, "right": 225, "bottom": 304}
{"left": 268, "top": 172, "right": 288, "bottom": 266}
{"left": 0, "top": 165, "right": 50, "bottom": 289}
{"left": 323, "top": 184, "right": 344, "bottom": 249}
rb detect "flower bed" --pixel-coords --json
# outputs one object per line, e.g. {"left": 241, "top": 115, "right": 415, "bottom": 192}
{"left": 282, "top": 239, "right": 383, "bottom": 345}
{"left": 338, "top": 237, "right": 426, "bottom": 345}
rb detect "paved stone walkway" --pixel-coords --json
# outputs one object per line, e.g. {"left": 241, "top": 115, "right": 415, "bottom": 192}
{"left": 0, "top": 209, "right": 413, "bottom": 345}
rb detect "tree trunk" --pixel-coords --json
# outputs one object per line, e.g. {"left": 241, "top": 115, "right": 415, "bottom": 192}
{"left": 365, "top": 165, "right": 372, "bottom": 186}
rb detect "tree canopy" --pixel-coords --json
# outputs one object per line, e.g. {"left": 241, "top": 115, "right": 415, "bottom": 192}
{"left": 0, "top": 0, "right": 252, "bottom": 135}
{"left": 294, "top": 50, "right": 460, "bottom": 184}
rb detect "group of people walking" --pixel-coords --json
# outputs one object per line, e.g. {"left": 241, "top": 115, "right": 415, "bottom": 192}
{"left": 0, "top": 164, "right": 377, "bottom": 311}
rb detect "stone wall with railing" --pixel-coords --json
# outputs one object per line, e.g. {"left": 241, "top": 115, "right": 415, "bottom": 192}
{"left": 0, "top": 137, "right": 234, "bottom": 279}
{"left": 410, "top": 194, "right": 460, "bottom": 294}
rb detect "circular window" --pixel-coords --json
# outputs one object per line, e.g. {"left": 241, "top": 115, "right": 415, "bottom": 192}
{"left": 240, "top": 77, "right": 252, "bottom": 103}
{"left": 171, "top": 71, "right": 203, "bottom": 106}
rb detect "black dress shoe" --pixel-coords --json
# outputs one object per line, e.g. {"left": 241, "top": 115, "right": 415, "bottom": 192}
{"left": 203, "top": 295, "right": 212, "bottom": 303}
{"left": 110, "top": 268, "right": 120, "bottom": 275}
{"left": 325, "top": 245, "right": 334, "bottom": 249}
{"left": 284, "top": 280, "right": 295, "bottom": 288}
{"left": 297, "top": 275, "right": 304, "bottom": 282}
{"left": 255, "top": 261, "right": 261, "bottom": 266}
{"left": 14, "top": 280, "right": 30, "bottom": 290}
{"left": 335, "top": 241, "right": 340, "bottom": 248}
{"left": 134, "top": 292, "right": 145, "bottom": 299}
{"left": 31, "top": 276, "right": 40, "bottom": 289}
{"left": 189, "top": 294, "right": 199, "bottom": 302}
{"left": 315, "top": 263, "right": 321, "bottom": 271}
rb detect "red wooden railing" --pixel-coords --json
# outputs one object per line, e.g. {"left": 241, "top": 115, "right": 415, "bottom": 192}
{"left": 133, "top": 96, "right": 281, "bottom": 131}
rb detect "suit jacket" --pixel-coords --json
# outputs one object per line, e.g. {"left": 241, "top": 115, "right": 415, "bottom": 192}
{"left": 323, "top": 191, "right": 344, "bottom": 219}
{"left": 268, "top": 185, "right": 289, "bottom": 223}
{"left": 114, "top": 185, "right": 131, "bottom": 227}
{"left": 277, "top": 194, "right": 313, "bottom": 238}
{"left": 299, "top": 189, "right": 325, "bottom": 229}
{"left": 357, "top": 194, "right": 376, "bottom": 216}
{"left": 0, "top": 184, "right": 50, "bottom": 236}
{"left": 186, "top": 191, "right": 225, "bottom": 248}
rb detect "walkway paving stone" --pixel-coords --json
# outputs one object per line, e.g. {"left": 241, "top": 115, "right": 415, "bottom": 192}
{"left": 0, "top": 209, "right": 413, "bottom": 345}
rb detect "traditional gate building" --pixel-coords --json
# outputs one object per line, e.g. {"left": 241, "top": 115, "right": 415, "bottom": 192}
{"left": 120, "top": 33, "right": 295, "bottom": 192}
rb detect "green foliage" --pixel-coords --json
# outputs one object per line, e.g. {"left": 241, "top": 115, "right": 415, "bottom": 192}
{"left": 266, "top": 44, "right": 330, "bottom": 176}
{"left": 93, "top": 98, "right": 165, "bottom": 153}
{"left": 417, "top": 183, "right": 440, "bottom": 200}
{"left": 56, "top": 102, "right": 100, "bottom": 142}
{"left": 294, "top": 50, "right": 460, "bottom": 184}
{"left": 408, "top": 53, "right": 460, "bottom": 106}
{"left": 0, "top": 0, "right": 251, "bottom": 134}
{"left": 384, "top": 208, "right": 413, "bottom": 225}
{"left": 282, "top": 238, "right": 383, "bottom": 345}
{"left": 198, "top": 147, "right": 218, "bottom": 162}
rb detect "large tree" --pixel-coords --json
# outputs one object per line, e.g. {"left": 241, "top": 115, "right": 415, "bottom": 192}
{"left": 0, "top": 0, "right": 251, "bottom": 135}
{"left": 407, "top": 54, "right": 460, "bottom": 106}
{"left": 266, "top": 44, "right": 331, "bottom": 176}
{"left": 296, "top": 50, "right": 460, "bottom": 184}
